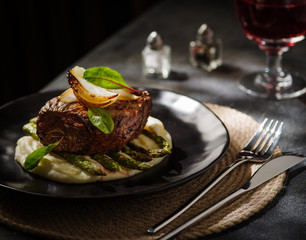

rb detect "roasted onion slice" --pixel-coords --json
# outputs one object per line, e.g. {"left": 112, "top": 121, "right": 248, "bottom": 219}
{"left": 68, "top": 66, "right": 120, "bottom": 107}
{"left": 109, "top": 88, "right": 141, "bottom": 100}
{"left": 59, "top": 88, "right": 78, "bottom": 103}
{"left": 59, "top": 87, "right": 116, "bottom": 108}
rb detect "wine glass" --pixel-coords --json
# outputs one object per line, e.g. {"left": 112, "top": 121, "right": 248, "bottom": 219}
{"left": 234, "top": 0, "right": 306, "bottom": 99}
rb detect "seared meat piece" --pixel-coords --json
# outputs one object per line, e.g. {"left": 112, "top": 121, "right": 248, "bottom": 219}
{"left": 36, "top": 91, "right": 152, "bottom": 155}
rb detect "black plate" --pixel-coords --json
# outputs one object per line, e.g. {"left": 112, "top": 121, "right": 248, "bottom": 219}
{"left": 0, "top": 89, "right": 229, "bottom": 198}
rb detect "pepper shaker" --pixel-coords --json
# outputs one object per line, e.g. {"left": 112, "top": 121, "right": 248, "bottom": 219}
{"left": 142, "top": 31, "right": 171, "bottom": 79}
{"left": 189, "top": 24, "right": 222, "bottom": 72}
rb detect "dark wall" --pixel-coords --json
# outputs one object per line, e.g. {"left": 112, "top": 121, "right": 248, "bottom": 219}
{"left": 0, "top": 0, "right": 160, "bottom": 106}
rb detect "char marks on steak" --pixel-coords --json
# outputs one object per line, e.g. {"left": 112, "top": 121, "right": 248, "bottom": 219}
{"left": 36, "top": 91, "right": 152, "bottom": 155}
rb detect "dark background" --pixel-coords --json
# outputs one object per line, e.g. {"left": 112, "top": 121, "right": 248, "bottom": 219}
{"left": 0, "top": 0, "right": 161, "bottom": 106}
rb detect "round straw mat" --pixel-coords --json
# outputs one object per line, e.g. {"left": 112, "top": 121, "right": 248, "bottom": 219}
{"left": 0, "top": 103, "right": 286, "bottom": 239}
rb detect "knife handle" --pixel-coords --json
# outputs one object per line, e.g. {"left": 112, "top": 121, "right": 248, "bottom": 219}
{"left": 158, "top": 187, "right": 246, "bottom": 240}
{"left": 148, "top": 158, "right": 248, "bottom": 234}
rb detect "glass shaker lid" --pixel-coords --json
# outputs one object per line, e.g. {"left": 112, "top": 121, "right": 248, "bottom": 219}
{"left": 146, "top": 31, "right": 164, "bottom": 50}
{"left": 197, "top": 24, "right": 215, "bottom": 44}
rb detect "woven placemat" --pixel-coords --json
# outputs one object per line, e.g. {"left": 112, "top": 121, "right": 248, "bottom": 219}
{"left": 0, "top": 104, "right": 286, "bottom": 240}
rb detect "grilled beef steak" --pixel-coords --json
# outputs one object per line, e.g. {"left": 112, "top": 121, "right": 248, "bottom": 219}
{"left": 36, "top": 91, "right": 152, "bottom": 155}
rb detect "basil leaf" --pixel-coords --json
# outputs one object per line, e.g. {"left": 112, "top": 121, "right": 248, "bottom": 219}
{"left": 88, "top": 107, "right": 114, "bottom": 134}
{"left": 83, "top": 66, "right": 130, "bottom": 89}
{"left": 24, "top": 140, "right": 61, "bottom": 171}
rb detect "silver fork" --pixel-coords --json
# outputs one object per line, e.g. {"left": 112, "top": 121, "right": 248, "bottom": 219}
{"left": 147, "top": 118, "right": 283, "bottom": 234}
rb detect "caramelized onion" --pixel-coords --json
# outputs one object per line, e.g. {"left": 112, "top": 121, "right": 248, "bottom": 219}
{"left": 109, "top": 88, "right": 141, "bottom": 100}
{"left": 59, "top": 88, "right": 78, "bottom": 103}
{"left": 68, "top": 66, "right": 119, "bottom": 107}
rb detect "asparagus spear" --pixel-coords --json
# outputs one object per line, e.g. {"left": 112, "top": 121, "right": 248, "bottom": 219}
{"left": 147, "top": 148, "right": 171, "bottom": 158}
{"left": 29, "top": 117, "right": 38, "bottom": 123}
{"left": 92, "top": 154, "right": 120, "bottom": 171}
{"left": 141, "top": 129, "right": 171, "bottom": 157}
{"left": 23, "top": 122, "right": 39, "bottom": 140}
{"left": 109, "top": 152, "right": 152, "bottom": 171}
{"left": 55, "top": 152, "right": 106, "bottom": 175}
{"left": 121, "top": 145, "right": 152, "bottom": 162}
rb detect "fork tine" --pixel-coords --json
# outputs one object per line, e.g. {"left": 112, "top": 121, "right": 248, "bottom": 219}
{"left": 261, "top": 121, "right": 283, "bottom": 159}
{"left": 253, "top": 119, "right": 275, "bottom": 153}
{"left": 240, "top": 119, "right": 283, "bottom": 159}
{"left": 242, "top": 118, "right": 268, "bottom": 152}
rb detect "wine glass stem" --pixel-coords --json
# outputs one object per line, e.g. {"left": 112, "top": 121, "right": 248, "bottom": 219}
{"left": 261, "top": 52, "right": 292, "bottom": 89}
{"left": 265, "top": 52, "right": 283, "bottom": 81}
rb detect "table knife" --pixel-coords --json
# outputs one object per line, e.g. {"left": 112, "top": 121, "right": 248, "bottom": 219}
{"left": 158, "top": 155, "right": 305, "bottom": 240}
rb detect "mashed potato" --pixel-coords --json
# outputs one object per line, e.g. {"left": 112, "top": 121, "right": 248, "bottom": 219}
{"left": 15, "top": 117, "right": 172, "bottom": 184}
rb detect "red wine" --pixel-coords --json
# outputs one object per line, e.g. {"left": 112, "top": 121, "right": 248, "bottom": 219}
{"left": 235, "top": 0, "right": 306, "bottom": 47}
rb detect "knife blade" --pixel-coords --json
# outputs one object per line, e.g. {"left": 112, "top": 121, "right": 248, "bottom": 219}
{"left": 158, "top": 155, "right": 305, "bottom": 240}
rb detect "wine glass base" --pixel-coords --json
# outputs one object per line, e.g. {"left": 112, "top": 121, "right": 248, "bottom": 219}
{"left": 238, "top": 72, "right": 306, "bottom": 99}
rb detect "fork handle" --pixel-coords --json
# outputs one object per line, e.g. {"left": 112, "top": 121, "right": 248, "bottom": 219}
{"left": 158, "top": 187, "right": 246, "bottom": 240}
{"left": 147, "top": 158, "right": 249, "bottom": 234}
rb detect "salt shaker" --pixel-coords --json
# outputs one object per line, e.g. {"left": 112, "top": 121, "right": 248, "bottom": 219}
{"left": 189, "top": 24, "right": 222, "bottom": 72}
{"left": 142, "top": 31, "right": 171, "bottom": 79}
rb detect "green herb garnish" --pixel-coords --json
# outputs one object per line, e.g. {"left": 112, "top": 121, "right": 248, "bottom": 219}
{"left": 83, "top": 66, "right": 141, "bottom": 94}
{"left": 88, "top": 106, "right": 114, "bottom": 134}
{"left": 24, "top": 138, "right": 62, "bottom": 171}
